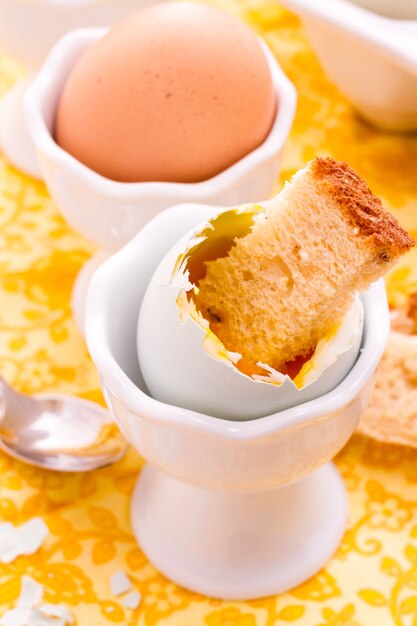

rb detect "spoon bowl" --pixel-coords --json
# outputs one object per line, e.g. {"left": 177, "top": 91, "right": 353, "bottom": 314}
{"left": 0, "top": 378, "right": 128, "bottom": 471}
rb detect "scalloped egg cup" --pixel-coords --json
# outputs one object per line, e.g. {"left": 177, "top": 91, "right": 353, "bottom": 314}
{"left": 86, "top": 202, "right": 390, "bottom": 600}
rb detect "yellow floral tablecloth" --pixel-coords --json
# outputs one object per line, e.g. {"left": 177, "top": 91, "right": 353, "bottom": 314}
{"left": 1, "top": 1, "right": 417, "bottom": 624}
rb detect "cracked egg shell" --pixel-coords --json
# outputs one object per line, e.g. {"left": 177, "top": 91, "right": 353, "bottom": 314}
{"left": 137, "top": 209, "right": 364, "bottom": 421}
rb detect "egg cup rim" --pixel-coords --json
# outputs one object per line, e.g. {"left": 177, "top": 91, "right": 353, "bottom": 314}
{"left": 25, "top": 26, "right": 297, "bottom": 197}
{"left": 86, "top": 202, "right": 390, "bottom": 442}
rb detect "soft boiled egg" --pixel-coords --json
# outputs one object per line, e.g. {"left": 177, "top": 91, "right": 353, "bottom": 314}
{"left": 54, "top": 2, "right": 276, "bottom": 183}
{"left": 137, "top": 205, "right": 364, "bottom": 421}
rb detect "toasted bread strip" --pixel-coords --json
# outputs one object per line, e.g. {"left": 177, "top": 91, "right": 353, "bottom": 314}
{"left": 195, "top": 157, "right": 414, "bottom": 371}
{"left": 359, "top": 294, "right": 417, "bottom": 447}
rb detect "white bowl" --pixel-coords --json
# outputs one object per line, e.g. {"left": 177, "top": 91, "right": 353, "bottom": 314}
{"left": 0, "top": 0, "right": 156, "bottom": 69}
{"left": 281, "top": 0, "right": 417, "bottom": 131}
{"left": 24, "top": 28, "right": 296, "bottom": 251}
{"left": 85, "top": 202, "right": 390, "bottom": 600}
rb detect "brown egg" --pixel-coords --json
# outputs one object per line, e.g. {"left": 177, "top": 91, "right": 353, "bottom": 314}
{"left": 54, "top": 2, "right": 276, "bottom": 183}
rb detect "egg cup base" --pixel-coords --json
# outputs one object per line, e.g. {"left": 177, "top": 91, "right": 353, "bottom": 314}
{"left": 0, "top": 76, "right": 42, "bottom": 179}
{"left": 131, "top": 462, "right": 347, "bottom": 600}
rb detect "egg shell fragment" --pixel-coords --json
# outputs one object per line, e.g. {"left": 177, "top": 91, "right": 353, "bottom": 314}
{"left": 121, "top": 592, "right": 142, "bottom": 610}
{"left": 109, "top": 570, "right": 132, "bottom": 597}
{"left": 0, "top": 518, "right": 49, "bottom": 564}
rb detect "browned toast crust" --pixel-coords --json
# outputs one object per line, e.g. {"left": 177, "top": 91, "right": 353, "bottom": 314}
{"left": 312, "top": 157, "right": 415, "bottom": 258}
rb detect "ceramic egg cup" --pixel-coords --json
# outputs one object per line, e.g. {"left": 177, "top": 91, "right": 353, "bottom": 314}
{"left": 281, "top": 0, "right": 417, "bottom": 132}
{"left": 86, "top": 202, "right": 390, "bottom": 600}
{"left": 24, "top": 26, "right": 296, "bottom": 331}
{"left": 0, "top": 0, "right": 154, "bottom": 179}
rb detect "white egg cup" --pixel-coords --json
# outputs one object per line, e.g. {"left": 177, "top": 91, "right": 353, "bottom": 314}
{"left": 24, "top": 27, "right": 296, "bottom": 331}
{"left": 0, "top": 0, "right": 155, "bottom": 178}
{"left": 281, "top": 0, "right": 417, "bottom": 131}
{"left": 86, "top": 203, "right": 390, "bottom": 600}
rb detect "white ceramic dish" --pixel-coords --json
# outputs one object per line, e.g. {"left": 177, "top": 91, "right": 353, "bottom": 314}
{"left": 86, "top": 202, "right": 390, "bottom": 600}
{"left": 0, "top": 0, "right": 155, "bottom": 178}
{"left": 281, "top": 0, "right": 417, "bottom": 131}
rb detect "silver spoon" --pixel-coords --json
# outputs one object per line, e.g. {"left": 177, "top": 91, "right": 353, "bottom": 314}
{"left": 0, "top": 377, "right": 128, "bottom": 471}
